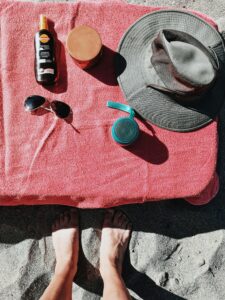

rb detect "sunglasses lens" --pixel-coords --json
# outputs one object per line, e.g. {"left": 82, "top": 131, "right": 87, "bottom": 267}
{"left": 24, "top": 95, "right": 46, "bottom": 111}
{"left": 51, "top": 101, "right": 71, "bottom": 119}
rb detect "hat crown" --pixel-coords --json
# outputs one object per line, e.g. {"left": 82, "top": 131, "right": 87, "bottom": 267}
{"left": 150, "top": 29, "right": 218, "bottom": 98}
{"left": 167, "top": 40, "right": 215, "bottom": 85}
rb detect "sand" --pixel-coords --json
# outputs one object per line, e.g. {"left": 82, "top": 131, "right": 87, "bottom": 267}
{"left": 1, "top": 0, "right": 225, "bottom": 299}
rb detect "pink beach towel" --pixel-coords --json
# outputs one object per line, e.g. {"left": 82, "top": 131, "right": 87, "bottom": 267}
{"left": 0, "top": 0, "right": 220, "bottom": 207}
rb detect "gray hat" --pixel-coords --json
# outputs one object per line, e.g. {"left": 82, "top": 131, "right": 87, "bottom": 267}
{"left": 116, "top": 10, "right": 225, "bottom": 132}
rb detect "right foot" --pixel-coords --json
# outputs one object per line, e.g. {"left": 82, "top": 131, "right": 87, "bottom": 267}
{"left": 99, "top": 209, "right": 132, "bottom": 278}
{"left": 52, "top": 209, "right": 79, "bottom": 279}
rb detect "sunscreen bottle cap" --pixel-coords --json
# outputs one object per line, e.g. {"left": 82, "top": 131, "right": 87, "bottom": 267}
{"left": 40, "top": 15, "right": 48, "bottom": 30}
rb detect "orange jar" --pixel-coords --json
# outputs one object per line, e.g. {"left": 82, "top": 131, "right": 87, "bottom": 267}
{"left": 66, "top": 25, "right": 102, "bottom": 69}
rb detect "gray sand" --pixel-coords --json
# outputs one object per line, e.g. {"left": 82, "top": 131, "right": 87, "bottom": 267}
{"left": 1, "top": 1, "right": 225, "bottom": 299}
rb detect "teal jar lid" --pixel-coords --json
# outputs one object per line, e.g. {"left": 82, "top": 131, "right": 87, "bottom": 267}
{"left": 112, "top": 117, "right": 139, "bottom": 146}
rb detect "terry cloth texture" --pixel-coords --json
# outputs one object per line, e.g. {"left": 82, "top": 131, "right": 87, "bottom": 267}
{"left": 0, "top": 0, "right": 220, "bottom": 207}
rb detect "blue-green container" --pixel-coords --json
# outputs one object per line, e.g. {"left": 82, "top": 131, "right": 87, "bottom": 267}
{"left": 107, "top": 101, "right": 139, "bottom": 146}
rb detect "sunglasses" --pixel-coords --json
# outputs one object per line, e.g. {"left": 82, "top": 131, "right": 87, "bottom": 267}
{"left": 24, "top": 95, "right": 71, "bottom": 119}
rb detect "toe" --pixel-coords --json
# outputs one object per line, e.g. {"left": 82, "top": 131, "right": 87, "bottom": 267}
{"left": 126, "top": 222, "right": 132, "bottom": 230}
{"left": 120, "top": 219, "right": 129, "bottom": 230}
{"left": 113, "top": 210, "right": 123, "bottom": 220}
{"left": 113, "top": 210, "right": 131, "bottom": 228}
{"left": 113, "top": 211, "right": 126, "bottom": 227}
{"left": 64, "top": 211, "right": 71, "bottom": 225}
{"left": 70, "top": 208, "right": 79, "bottom": 227}
{"left": 53, "top": 218, "right": 60, "bottom": 230}
{"left": 103, "top": 209, "right": 114, "bottom": 227}
{"left": 59, "top": 212, "right": 66, "bottom": 225}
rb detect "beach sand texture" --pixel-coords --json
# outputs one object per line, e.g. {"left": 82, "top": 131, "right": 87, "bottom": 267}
{"left": 1, "top": 0, "right": 225, "bottom": 299}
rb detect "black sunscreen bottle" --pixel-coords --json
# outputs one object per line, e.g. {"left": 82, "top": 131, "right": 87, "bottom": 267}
{"left": 34, "top": 15, "right": 57, "bottom": 85}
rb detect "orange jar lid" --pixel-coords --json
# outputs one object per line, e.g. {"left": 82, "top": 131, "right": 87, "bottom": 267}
{"left": 66, "top": 25, "right": 102, "bottom": 69}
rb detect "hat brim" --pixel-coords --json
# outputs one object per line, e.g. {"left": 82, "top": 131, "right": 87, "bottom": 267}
{"left": 116, "top": 9, "right": 225, "bottom": 132}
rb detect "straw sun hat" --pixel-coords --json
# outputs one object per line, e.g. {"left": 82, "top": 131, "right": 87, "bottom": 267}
{"left": 116, "top": 10, "right": 225, "bottom": 132}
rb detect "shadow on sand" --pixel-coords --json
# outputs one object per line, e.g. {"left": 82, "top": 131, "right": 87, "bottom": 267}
{"left": 1, "top": 104, "right": 225, "bottom": 299}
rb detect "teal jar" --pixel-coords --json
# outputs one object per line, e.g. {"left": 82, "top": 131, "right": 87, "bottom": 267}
{"left": 107, "top": 101, "right": 140, "bottom": 146}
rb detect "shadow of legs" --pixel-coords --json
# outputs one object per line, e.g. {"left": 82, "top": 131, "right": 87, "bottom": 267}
{"left": 123, "top": 251, "right": 186, "bottom": 300}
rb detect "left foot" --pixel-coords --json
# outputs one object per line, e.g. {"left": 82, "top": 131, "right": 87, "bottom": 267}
{"left": 52, "top": 209, "right": 79, "bottom": 279}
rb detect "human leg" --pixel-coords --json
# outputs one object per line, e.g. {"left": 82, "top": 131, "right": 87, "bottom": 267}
{"left": 40, "top": 209, "right": 79, "bottom": 300}
{"left": 99, "top": 209, "right": 132, "bottom": 300}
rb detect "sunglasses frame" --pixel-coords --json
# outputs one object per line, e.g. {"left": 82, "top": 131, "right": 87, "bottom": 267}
{"left": 24, "top": 95, "right": 71, "bottom": 119}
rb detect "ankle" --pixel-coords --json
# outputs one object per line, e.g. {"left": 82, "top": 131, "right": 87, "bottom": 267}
{"left": 100, "top": 261, "right": 122, "bottom": 280}
{"left": 55, "top": 261, "right": 77, "bottom": 279}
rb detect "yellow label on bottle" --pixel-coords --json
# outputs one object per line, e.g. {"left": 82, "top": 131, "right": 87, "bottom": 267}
{"left": 39, "top": 34, "right": 50, "bottom": 43}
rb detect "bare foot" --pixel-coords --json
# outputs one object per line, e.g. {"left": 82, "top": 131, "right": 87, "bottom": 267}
{"left": 52, "top": 209, "right": 79, "bottom": 279}
{"left": 99, "top": 209, "right": 132, "bottom": 278}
